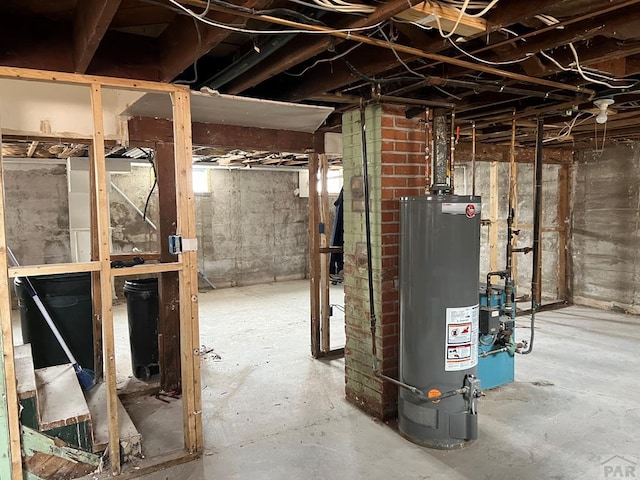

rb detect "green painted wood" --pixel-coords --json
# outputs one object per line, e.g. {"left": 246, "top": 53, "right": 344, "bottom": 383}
{"left": 22, "top": 425, "right": 100, "bottom": 464}
{"left": 19, "top": 397, "right": 38, "bottom": 430}
{"left": 0, "top": 334, "right": 13, "bottom": 479}
{"left": 42, "top": 420, "right": 93, "bottom": 452}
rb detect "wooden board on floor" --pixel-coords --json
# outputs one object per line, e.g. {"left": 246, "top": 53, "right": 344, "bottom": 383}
{"left": 22, "top": 426, "right": 101, "bottom": 480}
{"left": 36, "top": 364, "right": 91, "bottom": 431}
{"left": 35, "top": 364, "right": 92, "bottom": 451}
{"left": 85, "top": 383, "right": 142, "bottom": 458}
{"left": 14, "top": 344, "right": 39, "bottom": 429}
{"left": 14, "top": 344, "right": 36, "bottom": 400}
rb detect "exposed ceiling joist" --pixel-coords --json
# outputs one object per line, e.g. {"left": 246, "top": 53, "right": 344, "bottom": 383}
{"left": 221, "top": 0, "right": 425, "bottom": 94}
{"left": 73, "top": 0, "right": 122, "bottom": 73}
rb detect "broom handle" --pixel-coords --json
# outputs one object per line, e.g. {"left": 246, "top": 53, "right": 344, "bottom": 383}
{"left": 6, "top": 247, "right": 78, "bottom": 365}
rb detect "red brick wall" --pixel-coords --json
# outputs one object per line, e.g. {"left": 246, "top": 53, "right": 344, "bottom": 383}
{"left": 343, "top": 104, "right": 427, "bottom": 419}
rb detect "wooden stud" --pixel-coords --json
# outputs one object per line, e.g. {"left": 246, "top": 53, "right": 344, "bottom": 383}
{"left": 511, "top": 162, "right": 519, "bottom": 288}
{"left": 89, "top": 149, "right": 104, "bottom": 383}
{"left": 172, "top": 90, "right": 203, "bottom": 454}
{"left": 0, "top": 66, "right": 186, "bottom": 92}
{"left": 557, "top": 164, "right": 570, "bottom": 300}
{"left": 308, "top": 153, "right": 321, "bottom": 358}
{"left": 7, "top": 262, "right": 101, "bottom": 278}
{"left": 89, "top": 83, "right": 120, "bottom": 475}
{"left": 0, "top": 147, "right": 23, "bottom": 479}
{"left": 319, "top": 154, "right": 330, "bottom": 353}
{"left": 509, "top": 115, "right": 518, "bottom": 288}
{"left": 110, "top": 263, "right": 182, "bottom": 277}
{"left": 156, "top": 142, "right": 182, "bottom": 393}
{"left": 489, "top": 161, "right": 499, "bottom": 272}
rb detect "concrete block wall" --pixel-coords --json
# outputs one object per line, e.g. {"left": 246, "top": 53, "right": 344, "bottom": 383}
{"left": 4, "top": 163, "right": 71, "bottom": 266}
{"left": 342, "top": 104, "right": 427, "bottom": 419}
{"left": 571, "top": 144, "right": 640, "bottom": 313}
{"left": 454, "top": 161, "right": 563, "bottom": 301}
{"left": 196, "top": 169, "right": 309, "bottom": 288}
{"left": 110, "top": 165, "right": 159, "bottom": 254}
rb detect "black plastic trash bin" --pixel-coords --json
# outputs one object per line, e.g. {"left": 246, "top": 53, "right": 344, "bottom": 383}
{"left": 15, "top": 273, "right": 94, "bottom": 371}
{"left": 123, "top": 278, "right": 160, "bottom": 381}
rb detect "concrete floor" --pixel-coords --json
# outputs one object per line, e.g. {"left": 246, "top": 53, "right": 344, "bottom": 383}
{"left": 119, "top": 281, "right": 639, "bottom": 479}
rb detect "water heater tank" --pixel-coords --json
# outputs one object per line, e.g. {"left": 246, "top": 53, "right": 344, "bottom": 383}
{"left": 398, "top": 194, "right": 481, "bottom": 449}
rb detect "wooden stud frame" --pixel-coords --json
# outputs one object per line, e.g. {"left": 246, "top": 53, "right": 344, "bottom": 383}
{"left": 309, "top": 153, "right": 345, "bottom": 358}
{"left": 0, "top": 67, "right": 203, "bottom": 478}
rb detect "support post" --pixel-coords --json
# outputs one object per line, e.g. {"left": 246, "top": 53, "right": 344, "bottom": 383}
{"left": 156, "top": 142, "right": 181, "bottom": 392}
{"left": 89, "top": 151, "right": 103, "bottom": 383}
{"left": 489, "top": 161, "right": 499, "bottom": 272}
{"left": 532, "top": 117, "right": 544, "bottom": 306}
{"left": 557, "top": 163, "right": 570, "bottom": 300}
{"left": 89, "top": 83, "right": 120, "bottom": 474}
{"left": 319, "top": 154, "right": 330, "bottom": 353}
{"left": 309, "top": 153, "right": 321, "bottom": 358}
{"left": 172, "top": 89, "right": 203, "bottom": 454}
{"left": 0, "top": 151, "right": 23, "bottom": 479}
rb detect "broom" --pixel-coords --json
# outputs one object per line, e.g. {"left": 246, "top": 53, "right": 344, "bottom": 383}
{"left": 8, "top": 247, "right": 95, "bottom": 390}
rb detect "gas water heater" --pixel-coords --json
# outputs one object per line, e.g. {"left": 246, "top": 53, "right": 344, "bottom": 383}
{"left": 398, "top": 194, "right": 482, "bottom": 449}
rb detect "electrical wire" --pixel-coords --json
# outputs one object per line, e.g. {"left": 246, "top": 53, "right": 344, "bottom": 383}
{"left": 286, "top": 0, "right": 366, "bottom": 14}
{"left": 378, "top": 25, "right": 462, "bottom": 99}
{"left": 540, "top": 46, "right": 637, "bottom": 89}
{"left": 568, "top": 43, "right": 636, "bottom": 89}
{"left": 343, "top": 60, "right": 420, "bottom": 84}
{"left": 174, "top": 19, "right": 202, "bottom": 85}
{"left": 193, "top": 0, "right": 211, "bottom": 17}
{"left": 542, "top": 111, "right": 593, "bottom": 143}
{"left": 313, "top": 0, "right": 375, "bottom": 13}
{"left": 594, "top": 119, "right": 607, "bottom": 156}
{"left": 441, "top": 0, "right": 499, "bottom": 18}
{"left": 168, "top": 0, "right": 383, "bottom": 35}
{"left": 143, "top": 151, "right": 157, "bottom": 223}
{"left": 431, "top": 0, "right": 471, "bottom": 39}
{"left": 448, "top": 38, "right": 534, "bottom": 65}
{"left": 285, "top": 43, "right": 362, "bottom": 76}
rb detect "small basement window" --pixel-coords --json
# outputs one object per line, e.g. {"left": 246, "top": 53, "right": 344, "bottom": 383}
{"left": 192, "top": 168, "right": 209, "bottom": 193}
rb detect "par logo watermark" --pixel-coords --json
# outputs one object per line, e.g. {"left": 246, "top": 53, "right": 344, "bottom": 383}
{"left": 601, "top": 455, "right": 637, "bottom": 478}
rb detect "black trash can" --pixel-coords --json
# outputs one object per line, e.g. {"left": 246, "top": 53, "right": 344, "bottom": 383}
{"left": 15, "top": 273, "right": 94, "bottom": 371}
{"left": 123, "top": 278, "right": 160, "bottom": 381}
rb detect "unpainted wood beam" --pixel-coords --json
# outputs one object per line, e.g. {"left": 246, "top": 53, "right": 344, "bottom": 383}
{"left": 159, "top": 0, "right": 270, "bottom": 82}
{"left": 128, "top": 117, "right": 318, "bottom": 152}
{"left": 73, "top": 0, "right": 122, "bottom": 73}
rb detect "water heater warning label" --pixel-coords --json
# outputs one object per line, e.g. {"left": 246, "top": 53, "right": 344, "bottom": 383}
{"left": 445, "top": 304, "right": 479, "bottom": 371}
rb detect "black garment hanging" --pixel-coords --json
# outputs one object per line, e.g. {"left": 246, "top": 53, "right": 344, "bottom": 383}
{"left": 329, "top": 187, "right": 344, "bottom": 276}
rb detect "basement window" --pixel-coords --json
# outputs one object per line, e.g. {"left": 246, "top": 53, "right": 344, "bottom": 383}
{"left": 318, "top": 168, "right": 343, "bottom": 194}
{"left": 192, "top": 168, "right": 209, "bottom": 193}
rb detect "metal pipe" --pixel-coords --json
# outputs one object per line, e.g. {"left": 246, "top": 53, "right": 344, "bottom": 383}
{"left": 520, "top": 117, "right": 544, "bottom": 355}
{"left": 449, "top": 109, "right": 456, "bottom": 194}
{"left": 425, "top": 108, "right": 432, "bottom": 191}
{"left": 387, "top": 76, "right": 575, "bottom": 102}
{"left": 360, "top": 107, "right": 378, "bottom": 371}
{"left": 432, "top": 111, "right": 449, "bottom": 193}
{"left": 480, "top": 347, "right": 508, "bottom": 358}
{"left": 374, "top": 95, "right": 455, "bottom": 109}
{"left": 504, "top": 113, "right": 517, "bottom": 312}
{"left": 375, "top": 372, "right": 468, "bottom": 402}
{"left": 471, "top": 121, "right": 476, "bottom": 196}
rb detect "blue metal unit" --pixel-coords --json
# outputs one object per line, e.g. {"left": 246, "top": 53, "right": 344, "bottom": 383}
{"left": 477, "top": 284, "right": 515, "bottom": 390}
